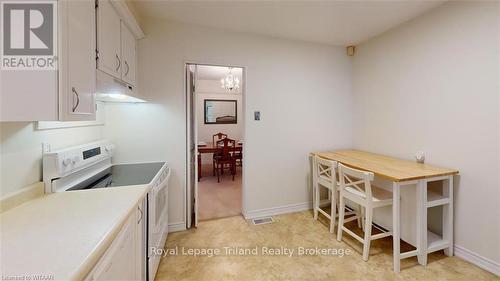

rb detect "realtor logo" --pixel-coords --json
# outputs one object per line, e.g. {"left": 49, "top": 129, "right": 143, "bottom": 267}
{"left": 1, "top": 1, "right": 57, "bottom": 70}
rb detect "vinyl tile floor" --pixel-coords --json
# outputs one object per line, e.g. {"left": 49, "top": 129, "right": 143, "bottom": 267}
{"left": 155, "top": 210, "right": 499, "bottom": 281}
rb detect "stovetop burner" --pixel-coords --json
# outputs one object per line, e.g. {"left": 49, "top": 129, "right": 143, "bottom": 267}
{"left": 67, "top": 162, "right": 165, "bottom": 191}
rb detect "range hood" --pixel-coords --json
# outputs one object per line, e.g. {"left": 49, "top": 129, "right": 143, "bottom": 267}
{"left": 95, "top": 70, "right": 146, "bottom": 103}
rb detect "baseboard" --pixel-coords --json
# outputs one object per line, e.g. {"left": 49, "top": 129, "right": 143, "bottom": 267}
{"left": 170, "top": 200, "right": 325, "bottom": 232}
{"left": 243, "top": 201, "right": 312, "bottom": 220}
{"left": 454, "top": 244, "right": 500, "bottom": 276}
{"left": 168, "top": 221, "right": 187, "bottom": 233}
{"left": 243, "top": 199, "right": 346, "bottom": 220}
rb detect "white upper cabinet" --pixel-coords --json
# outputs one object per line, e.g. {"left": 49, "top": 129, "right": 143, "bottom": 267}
{"left": 96, "top": 0, "right": 139, "bottom": 89}
{"left": 0, "top": 0, "right": 96, "bottom": 121}
{"left": 96, "top": 0, "right": 122, "bottom": 80}
{"left": 61, "top": 0, "right": 96, "bottom": 121}
{"left": 0, "top": 0, "right": 142, "bottom": 121}
{"left": 121, "top": 22, "right": 137, "bottom": 86}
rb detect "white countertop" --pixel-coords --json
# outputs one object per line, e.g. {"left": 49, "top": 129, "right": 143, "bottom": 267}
{"left": 0, "top": 186, "right": 149, "bottom": 281}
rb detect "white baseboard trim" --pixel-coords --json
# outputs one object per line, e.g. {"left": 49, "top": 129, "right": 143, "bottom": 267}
{"left": 168, "top": 221, "right": 187, "bottom": 233}
{"left": 243, "top": 201, "right": 312, "bottom": 220}
{"left": 243, "top": 199, "right": 342, "bottom": 220}
{"left": 454, "top": 244, "right": 500, "bottom": 276}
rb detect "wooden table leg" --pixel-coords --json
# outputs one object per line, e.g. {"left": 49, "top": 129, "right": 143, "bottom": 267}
{"left": 393, "top": 182, "right": 401, "bottom": 272}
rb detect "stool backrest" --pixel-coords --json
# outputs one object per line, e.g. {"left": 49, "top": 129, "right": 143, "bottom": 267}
{"left": 338, "top": 163, "right": 375, "bottom": 201}
{"left": 315, "top": 156, "right": 338, "bottom": 187}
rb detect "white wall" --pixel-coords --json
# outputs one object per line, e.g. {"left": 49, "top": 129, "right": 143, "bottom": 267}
{"left": 103, "top": 19, "right": 352, "bottom": 226}
{"left": 352, "top": 1, "right": 500, "bottom": 265}
{"left": 0, "top": 123, "right": 103, "bottom": 197}
{"left": 196, "top": 79, "right": 243, "bottom": 163}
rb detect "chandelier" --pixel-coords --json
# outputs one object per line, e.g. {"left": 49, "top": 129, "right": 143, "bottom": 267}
{"left": 220, "top": 68, "right": 240, "bottom": 92}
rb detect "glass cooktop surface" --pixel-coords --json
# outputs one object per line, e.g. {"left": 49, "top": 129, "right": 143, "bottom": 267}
{"left": 67, "top": 162, "right": 165, "bottom": 191}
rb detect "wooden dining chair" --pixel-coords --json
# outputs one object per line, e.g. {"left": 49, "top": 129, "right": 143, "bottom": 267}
{"left": 214, "top": 138, "right": 236, "bottom": 182}
{"left": 233, "top": 142, "right": 243, "bottom": 167}
{"left": 212, "top": 132, "right": 227, "bottom": 145}
{"left": 212, "top": 132, "right": 228, "bottom": 176}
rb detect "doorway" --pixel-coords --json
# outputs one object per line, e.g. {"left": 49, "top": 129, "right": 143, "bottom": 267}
{"left": 186, "top": 63, "right": 245, "bottom": 227}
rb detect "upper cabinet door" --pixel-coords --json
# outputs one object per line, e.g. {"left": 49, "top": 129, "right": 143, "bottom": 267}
{"left": 61, "top": 0, "right": 96, "bottom": 121}
{"left": 121, "top": 21, "right": 136, "bottom": 86}
{"left": 97, "top": 0, "right": 122, "bottom": 79}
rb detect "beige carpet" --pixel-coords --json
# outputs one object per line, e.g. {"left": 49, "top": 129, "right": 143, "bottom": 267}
{"left": 198, "top": 164, "right": 242, "bottom": 221}
{"left": 155, "top": 211, "right": 498, "bottom": 281}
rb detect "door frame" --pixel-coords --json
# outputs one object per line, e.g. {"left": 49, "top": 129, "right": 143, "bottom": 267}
{"left": 185, "top": 63, "right": 197, "bottom": 228}
{"left": 184, "top": 61, "right": 247, "bottom": 228}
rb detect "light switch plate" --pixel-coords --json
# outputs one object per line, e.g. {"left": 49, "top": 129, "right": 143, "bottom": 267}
{"left": 254, "top": 111, "right": 261, "bottom": 121}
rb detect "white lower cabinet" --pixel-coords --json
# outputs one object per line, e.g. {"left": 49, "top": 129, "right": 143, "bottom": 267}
{"left": 85, "top": 200, "right": 146, "bottom": 281}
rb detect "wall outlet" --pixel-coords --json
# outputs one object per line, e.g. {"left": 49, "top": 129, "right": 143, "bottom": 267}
{"left": 42, "top": 143, "right": 51, "bottom": 154}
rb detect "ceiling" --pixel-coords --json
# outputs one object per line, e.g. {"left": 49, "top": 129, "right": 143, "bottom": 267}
{"left": 129, "top": 1, "right": 444, "bottom": 46}
{"left": 196, "top": 65, "right": 243, "bottom": 81}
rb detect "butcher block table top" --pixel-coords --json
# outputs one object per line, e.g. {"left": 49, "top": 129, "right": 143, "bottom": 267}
{"left": 311, "top": 150, "right": 459, "bottom": 182}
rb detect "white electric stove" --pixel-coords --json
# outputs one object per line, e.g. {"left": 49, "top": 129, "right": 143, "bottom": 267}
{"left": 42, "top": 140, "right": 170, "bottom": 281}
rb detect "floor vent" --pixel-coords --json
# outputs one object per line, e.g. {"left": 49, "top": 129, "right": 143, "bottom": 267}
{"left": 252, "top": 217, "right": 274, "bottom": 225}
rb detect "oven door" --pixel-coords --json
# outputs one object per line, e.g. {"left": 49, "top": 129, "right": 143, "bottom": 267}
{"left": 148, "top": 167, "right": 170, "bottom": 281}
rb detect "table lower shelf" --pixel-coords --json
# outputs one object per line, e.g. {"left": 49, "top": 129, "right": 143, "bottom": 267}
{"left": 427, "top": 230, "right": 450, "bottom": 253}
{"left": 427, "top": 190, "right": 451, "bottom": 208}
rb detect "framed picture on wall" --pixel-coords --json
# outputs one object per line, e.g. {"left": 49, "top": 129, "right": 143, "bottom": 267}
{"left": 204, "top": 99, "right": 237, "bottom": 124}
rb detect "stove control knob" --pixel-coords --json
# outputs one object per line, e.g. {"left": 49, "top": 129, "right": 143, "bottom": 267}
{"left": 62, "top": 158, "right": 72, "bottom": 166}
{"left": 105, "top": 146, "right": 113, "bottom": 153}
{"left": 72, "top": 156, "right": 80, "bottom": 164}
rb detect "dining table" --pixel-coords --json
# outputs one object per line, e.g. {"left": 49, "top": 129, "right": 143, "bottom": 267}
{"left": 197, "top": 142, "right": 243, "bottom": 180}
{"left": 311, "top": 149, "right": 459, "bottom": 272}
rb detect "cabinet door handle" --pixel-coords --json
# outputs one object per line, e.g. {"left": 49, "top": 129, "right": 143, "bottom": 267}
{"left": 72, "top": 87, "right": 80, "bottom": 112}
{"left": 115, "top": 54, "right": 121, "bottom": 71}
{"left": 124, "top": 61, "right": 129, "bottom": 76}
{"left": 137, "top": 205, "right": 143, "bottom": 224}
